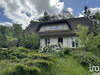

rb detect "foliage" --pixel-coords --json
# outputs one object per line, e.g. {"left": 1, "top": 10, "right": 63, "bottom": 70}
{"left": 0, "top": 24, "right": 23, "bottom": 48}
{"left": 63, "top": 47, "right": 71, "bottom": 55}
{"left": 0, "top": 47, "right": 30, "bottom": 60}
{"left": 19, "top": 33, "right": 39, "bottom": 50}
{"left": 38, "top": 11, "right": 75, "bottom": 22}
{"left": 0, "top": 47, "right": 54, "bottom": 75}
{"left": 38, "top": 12, "right": 51, "bottom": 22}
{"left": 76, "top": 25, "right": 100, "bottom": 54}
{"left": 51, "top": 55, "right": 91, "bottom": 75}
{"left": 12, "top": 24, "right": 23, "bottom": 38}
{"left": 39, "top": 44, "right": 63, "bottom": 54}
{"left": 3, "top": 63, "right": 41, "bottom": 75}
{"left": 0, "top": 26, "right": 8, "bottom": 47}
{"left": 70, "top": 49, "right": 100, "bottom": 67}
{"left": 93, "top": 12, "right": 100, "bottom": 35}
{"left": 58, "top": 10, "right": 75, "bottom": 19}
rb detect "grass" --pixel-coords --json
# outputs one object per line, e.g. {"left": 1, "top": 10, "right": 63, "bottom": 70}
{"left": 51, "top": 55, "right": 92, "bottom": 75}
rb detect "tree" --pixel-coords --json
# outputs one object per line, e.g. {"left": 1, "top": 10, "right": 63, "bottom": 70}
{"left": 0, "top": 26, "right": 8, "bottom": 47}
{"left": 19, "top": 33, "right": 39, "bottom": 50}
{"left": 38, "top": 11, "right": 51, "bottom": 22}
{"left": 12, "top": 24, "right": 23, "bottom": 38}
{"left": 38, "top": 10, "right": 75, "bottom": 22}
{"left": 58, "top": 10, "right": 75, "bottom": 19}
{"left": 93, "top": 12, "right": 100, "bottom": 35}
{"left": 76, "top": 25, "right": 100, "bottom": 54}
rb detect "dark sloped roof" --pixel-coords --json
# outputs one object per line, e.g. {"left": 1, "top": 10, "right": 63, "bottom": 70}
{"left": 38, "top": 30, "right": 76, "bottom": 37}
{"left": 24, "top": 22, "right": 40, "bottom": 33}
{"left": 25, "top": 17, "right": 93, "bottom": 37}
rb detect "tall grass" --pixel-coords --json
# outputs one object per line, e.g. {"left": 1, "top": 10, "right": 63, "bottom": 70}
{"left": 50, "top": 55, "right": 92, "bottom": 75}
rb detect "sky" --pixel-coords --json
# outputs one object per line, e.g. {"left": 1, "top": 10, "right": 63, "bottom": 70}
{"left": 0, "top": 0, "right": 100, "bottom": 29}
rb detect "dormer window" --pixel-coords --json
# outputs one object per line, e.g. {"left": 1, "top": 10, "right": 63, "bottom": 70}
{"left": 51, "top": 26, "right": 56, "bottom": 30}
{"left": 57, "top": 26, "right": 62, "bottom": 30}
{"left": 46, "top": 26, "right": 50, "bottom": 30}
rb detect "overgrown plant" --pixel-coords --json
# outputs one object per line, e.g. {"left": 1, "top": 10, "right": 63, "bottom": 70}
{"left": 76, "top": 25, "right": 100, "bottom": 54}
{"left": 19, "top": 33, "right": 39, "bottom": 50}
{"left": 39, "top": 43, "right": 63, "bottom": 53}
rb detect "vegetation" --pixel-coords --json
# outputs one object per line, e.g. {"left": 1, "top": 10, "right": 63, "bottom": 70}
{"left": 19, "top": 33, "right": 39, "bottom": 50}
{"left": 0, "top": 24, "right": 23, "bottom": 48}
{"left": 38, "top": 10, "right": 75, "bottom": 22}
{"left": 39, "top": 44, "right": 63, "bottom": 53}
{"left": 76, "top": 25, "right": 100, "bottom": 54}
{"left": 51, "top": 55, "right": 92, "bottom": 75}
{"left": 0, "top": 47, "right": 53, "bottom": 75}
{"left": 0, "top": 47, "right": 93, "bottom": 75}
{"left": 0, "top": 8, "right": 100, "bottom": 75}
{"left": 70, "top": 49, "right": 100, "bottom": 67}
{"left": 93, "top": 12, "right": 100, "bottom": 35}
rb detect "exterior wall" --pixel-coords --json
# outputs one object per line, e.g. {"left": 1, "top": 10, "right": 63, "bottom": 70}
{"left": 40, "top": 38, "right": 45, "bottom": 47}
{"left": 39, "top": 23, "right": 70, "bottom": 32}
{"left": 40, "top": 36, "right": 77, "bottom": 48}
{"left": 39, "top": 26, "right": 45, "bottom": 32}
{"left": 50, "top": 38, "right": 58, "bottom": 45}
{"left": 40, "top": 37, "right": 58, "bottom": 47}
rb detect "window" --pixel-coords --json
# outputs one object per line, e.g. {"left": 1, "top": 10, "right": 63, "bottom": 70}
{"left": 45, "top": 25, "right": 62, "bottom": 31}
{"left": 45, "top": 38, "right": 50, "bottom": 45}
{"left": 72, "top": 37, "right": 75, "bottom": 47}
{"left": 51, "top": 26, "right": 56, "bottom": 30}
{"left": 46, "top": 26, "right": 50, "bottom": 31}
{"left": 57, "top": 26, "right": 62, "bottom": 30}
{"left": 71, "top": 37, "right": 78, "bottom": 48}
{"left": 58, "top": 38, "right": 63, "bottom": 44}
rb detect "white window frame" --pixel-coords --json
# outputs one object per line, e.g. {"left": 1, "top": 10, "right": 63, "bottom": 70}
{"left": 72, "top": 37, "right": 76, "bottom": 48}
{"left": 45, "top": 38, "right": 50, "bottom": 45}
{"left": 51, "top": 26, "right": 56, "bottom": 30}
{"left": 57, "top": 25, "right": 62, "bottom": 30}
{"left": 46, "top": 26, "right": 50, "bottom": 31}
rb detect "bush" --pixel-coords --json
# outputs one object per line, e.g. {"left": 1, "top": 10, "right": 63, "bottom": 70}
{"left": 63, "top": 47, "right": 71, "bottom": 55}
{"left": 6, "top": 64, "right": 41, "bottom": 75}
{"left": 0, "top": 47, "right": 55, "bottom": 75}
{"left": 19, "top": 33, "right": 39, "bottom": 50}
{"left": 0, "top": 47, "right": 31, "bottom": 60}
{"left": 33, "top": 59, "right": 53, "bottom": 67}
{"left": 71, "top": 49, "right": 100, "bottom": 66}
{"left": 39, "top": 44, "right": 63, "bottom": 54}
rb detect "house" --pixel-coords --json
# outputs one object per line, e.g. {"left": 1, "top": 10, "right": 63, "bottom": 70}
{"left": 25, "top": 17, "right": 93, "bottom": 48}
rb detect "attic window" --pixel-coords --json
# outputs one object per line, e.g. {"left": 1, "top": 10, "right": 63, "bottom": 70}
{"left": 46, "top": 26, "right": 50, "bottom": 30}
{"left": 51, "top": 26, "right": 56, "bottom": 30}
{"left": 57, "top": 26, "right": 62, "bottom": 30}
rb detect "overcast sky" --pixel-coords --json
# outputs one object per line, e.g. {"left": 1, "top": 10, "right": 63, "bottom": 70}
{"left": 0, "top": 0, "right": 100, "bottom": 29}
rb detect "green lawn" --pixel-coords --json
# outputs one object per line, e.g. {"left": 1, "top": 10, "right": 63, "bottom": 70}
{"left": 51, "top": 55, "right": 92, "bottom": 75}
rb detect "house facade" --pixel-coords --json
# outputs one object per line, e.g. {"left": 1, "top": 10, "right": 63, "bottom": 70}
{"left": 25, "top": 17, "right": 92, "bottom": 48}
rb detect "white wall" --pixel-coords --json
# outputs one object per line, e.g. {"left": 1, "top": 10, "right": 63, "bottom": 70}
{"left": 40, "top": 37, "right": 78, "bottom": 48}
{"left": 40, "top": 38, "right": 45, "bottom": 47}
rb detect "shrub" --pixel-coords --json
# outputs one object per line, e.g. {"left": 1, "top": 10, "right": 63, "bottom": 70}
{"left": 71, "top": 49, "right": 100, "bottom": 66}
{"left": 19, "top": 33, "right": 39, "bottom": 50}
{"left": 39, "top": 44, "right": 63, "bottom": 54}
{"left": 63, "top": 47, "right": 71, "bottom": 55}
{"left": 7, "top": 64, "right": 41, "bottom": 75}
{"left": 0, "top": 47, "right": 31, "bottom": 60}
